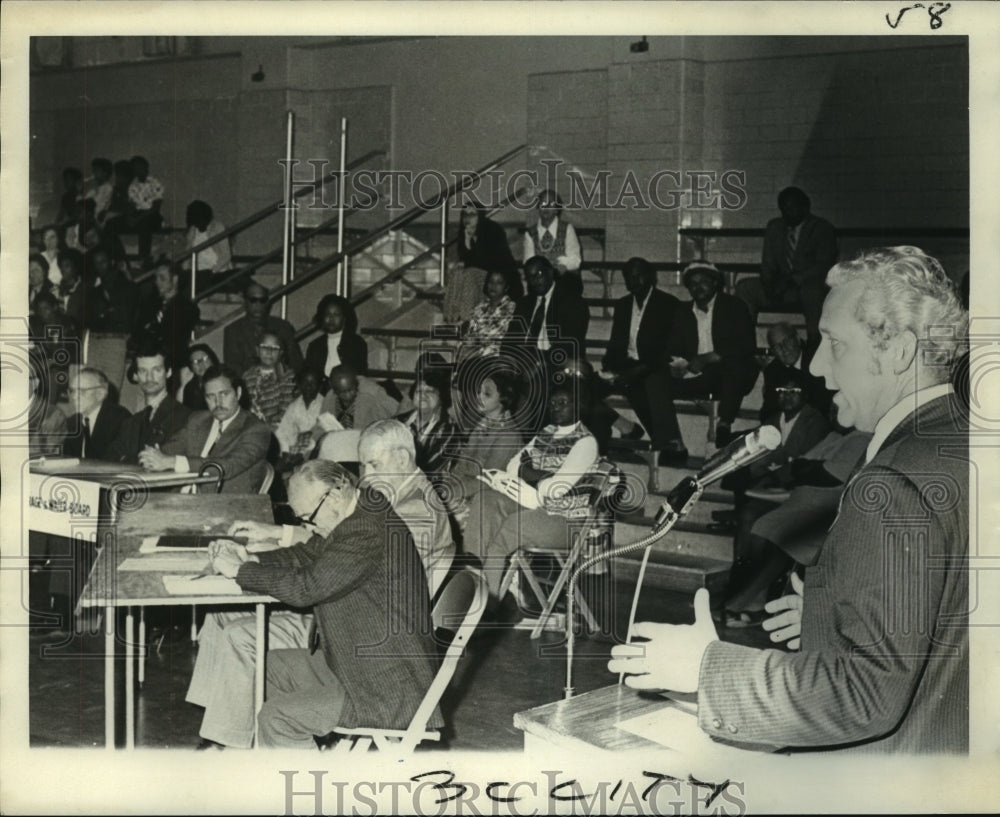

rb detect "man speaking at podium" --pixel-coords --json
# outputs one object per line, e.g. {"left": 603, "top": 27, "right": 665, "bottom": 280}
{"left": 609, "top": 246, "right": 969, "bottom": 754}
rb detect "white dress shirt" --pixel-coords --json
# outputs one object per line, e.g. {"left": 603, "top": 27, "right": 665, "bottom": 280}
{"left": 694, "top": 295, "right": 716, "bottom": 356}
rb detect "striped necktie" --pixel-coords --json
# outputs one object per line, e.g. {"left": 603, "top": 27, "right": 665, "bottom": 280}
{"left": 785, "top": 226, "right": 798, "bottom": 273}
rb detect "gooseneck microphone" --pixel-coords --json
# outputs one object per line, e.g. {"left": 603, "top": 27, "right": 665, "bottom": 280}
{"left": 564, "top": 426, "right": 781, "bottom": 699}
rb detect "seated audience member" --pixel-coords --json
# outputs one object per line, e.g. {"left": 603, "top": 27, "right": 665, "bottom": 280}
{"left": 133, "top": 261, "right": 200, "bottom": 389}
{"left": 444, "top": 200, "right": 521, "bottom": 322}
{"left": 502, "top": 255, "right": 589, "bottom": 432}
{"left": 182, "top": 344, "right": 219, "bottom": 411}
{"left": 275, "top": 368, "right": 324, "bottom": 468}
{"left": 101, "top": 159, "right": 134, "bottom": 238}
{"left": 86, "top": 157, "right": 114, "bottom": 225}
{"left": 304, "top": 294, "right": 368, "bottom": 388}
{"left": 28, "top": 358, "right": 68, "bottom": 457}
{"left": 29, "top": 254, "right": 54, "bottom": 314}
{"left": 55, "top": 167, "right": 84, "bottom": 227}
{"left": 62, "top": 366, "right": 132, "bottom": 459}
{"left": 204, "top": 460, "right": 441, "bottom": 749}
{"left": 39, "top": 225, "right": 62, "bottom": 285}
{"left": 138, "top": 365, "right": 271, "bottom": 494}
{"left": 89, "top": 246, "right": 138, "bottom": 334}
{"left": 183, "top": 199, "right": 233, "bottom": 279}
{"left": 312, "top": 364, "right": 398, "bottom": 439}
{"left": 29, "top": 291, "right": 79, "bottom": 398}
{"left": 242, "top": 332, "right": 299, "bottom": 430}
{"left": 608, "top": 246, "right": 968, "bottom": 754}
{"left": 395, "top": 367, "right": 457, "bottom": 479}
{"left": 725, "top": 424, "right": 871, "bottom": 630}
{"left": 125, "top": 155, "right": 165, "bottom": 266}
{"left": 58, "top": 248, "right": 106, "bottom": 333}
{"left": 105, "top": 342, "right": 192, "bottom": 463}
{"left": 645, "top": 261, "right": 760, "bottom": 463}
{"left": 600, "top": 256, "right": 679, "bottom": 442}
{"left": 358, "top": 420, "right": 457, "bottom": 596}
{"left": 758, "top": 321, "right": 830, "bottom": 420}
{"left": 460, "top": 269, "right": 518, "bottom": 361}
{"left": 522, "top": 189, "right": 582, "bottom": 296}
{"left": 223, "top": 280, "right": 303, "bottom": 377}
{"left": 736, "top": 186, "right": 838, "bottom": 350}
{"left": 451, "top": 368, "right": 525, "bottom": 499}
{"left": 466, "top": 382, "right": 600, "bottom": 601}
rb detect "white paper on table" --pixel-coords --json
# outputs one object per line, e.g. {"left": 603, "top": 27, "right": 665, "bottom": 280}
{"left": 316, "top": 412, "right": 345, "bottom": 432}
{"left": 120, "top": 555, "right": 210, "bottom": 572}
{"left": 616, "top": 698, "right": 708, "bottom": 751}
{"left": 162, "top": 574, "right": 243, "bottom": 595}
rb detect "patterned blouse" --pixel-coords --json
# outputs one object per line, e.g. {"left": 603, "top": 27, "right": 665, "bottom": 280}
{"left": 521, "top": 421, "right": 602, "bottom": 519}
{"left": 462, "top": 295, "right": 516, "bottom": 357}
{"left": 243, "top": 365, "right": 298, "bottom": 430}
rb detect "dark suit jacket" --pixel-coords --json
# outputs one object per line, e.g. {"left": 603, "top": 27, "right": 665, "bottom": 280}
{"left": 603, "top": 287, "right": 679, "bottom": 374}
{"left": 304, "top": 332, "right": 370, "bottom": 383}
{"left": 62, "top": 402, "right": 132, "bottom": 459}
{"left": 160, "top": 408, "right": 271, "bottom": 493}
{"left": 235, "top": 492, "right": 442, "bottom": 731}
{"left": 501, "top": 284, "right": 590, "bottom": 361}
{"left": 759, "top": 355, "right": 831, "bottom": 421}
{"left": 761, "top": 213, "right": 838, "bottom": 289}
{"left": 224, "top": 315, "right": 304, "bottom": 377}
{"left": 105, "top": 397, "right": 192, "bottom": 463}
{"left": 667, "top": 292, "right": 757, "bottom": 367}
{"left": 751, "top": 404, "right": 830, "bottom": 483}
{"left": 699, "top": 393, "right": 968, "bottom": 753}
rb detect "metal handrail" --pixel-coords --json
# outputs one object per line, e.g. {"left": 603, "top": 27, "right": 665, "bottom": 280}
{"left": 265, "top": 143, "right": 527, "bottom": 309}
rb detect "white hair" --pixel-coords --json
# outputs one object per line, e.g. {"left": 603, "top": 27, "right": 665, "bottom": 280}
{"left": 826, "top": 246, "right": 968, "bottom": 384}
{"left": 358, "top": 419, "right": 417, "bottom": 463}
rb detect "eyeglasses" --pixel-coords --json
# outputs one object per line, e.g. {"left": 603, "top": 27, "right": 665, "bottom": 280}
{"left": 297, "top": 488, "right": 332, "bottom": 526}
{"left": 246, "top": 296, "right": 268, "bottom": 304}
{"left": 190, "top": 356, "right": 211, "bottom": 366}
{"left": 258, "top": 345, "right": 282, "bottom": 352}
{"left": 774, "top": 387, "right": 803, "bottom": 394}
{"left": 67, "top": 385, "right": 102, "bottom": 393}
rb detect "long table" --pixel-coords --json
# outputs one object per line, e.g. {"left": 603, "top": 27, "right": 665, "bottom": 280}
{"left": 77, "top": 493, "right": 276, "bottom": 749}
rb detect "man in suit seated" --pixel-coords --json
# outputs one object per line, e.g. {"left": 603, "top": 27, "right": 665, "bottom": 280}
{"left": 106, "top": 341, "right": 191, "bottom": 463}
{"left": 62, "top": 365, "right": 131, "bottom": 460}
{"left": 502, "top": 255, "right": 589, "bottom": 432}
{"left": 758, "top": 321, "right": 831, "bottom": 421}
{"left": 610, "top": 246, "right": 969, "bottom": 753}
{"left": 198, "top": 460, "right": 442, "bottom": 749}
{"left": 223, "top": 279, "right": 304, "bottom": 377}
{"left": 736, "top": 186, "right": 838, "bottom": 351}
{"left": 138, "top": 364, "right": 271, "bottom": 493}
{"left": 645, "top": 261, "right": 760, "bottom": 464}
{"left": 599, "top": 256, "right": 679, "bottom": 442}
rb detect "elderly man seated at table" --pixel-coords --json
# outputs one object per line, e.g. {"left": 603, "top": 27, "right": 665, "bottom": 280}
{"left": 62, "top": 365, "right": 131, "bottom": 460}
{"left": 138, "top": 364, "right": 271, "bottom": 493}
{"left": 188, "top": 459, "right": 441, "bottom": 749}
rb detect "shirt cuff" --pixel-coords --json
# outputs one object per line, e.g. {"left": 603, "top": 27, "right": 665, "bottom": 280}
{"left": 175, "top": 455, "right": 189, "bottom": 473}
{"left": 280, "top": 525, "right": 296, "bottom": 548}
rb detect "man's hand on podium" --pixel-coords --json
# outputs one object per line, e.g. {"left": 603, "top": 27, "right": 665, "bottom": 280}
{"left": 607, "top": 588, "right": 718, "bottom": 694}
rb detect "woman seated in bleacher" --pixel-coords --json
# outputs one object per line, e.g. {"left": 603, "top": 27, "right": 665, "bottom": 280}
{"left": 450, "top": 367, "right": 525, "bottom": 499}
{"left": 181, "top": 344, "right": 219, "bottom": 411}
{"left": 38, "top": 225, "right": 62, "bottom": 285}
{"left": 395, "top": 365, "right": 457, "bottom": 480}
{"left": 303, "top": 293, "right": 368, "bottom": 390}
{"left": 465, "top": 380, "right": 602, "bottom": 601}
{"left": 242, "top": 332, "right": 299, "bottom": 430}
{"left": 29, "top": 254, "right": 54, "bottom": 314}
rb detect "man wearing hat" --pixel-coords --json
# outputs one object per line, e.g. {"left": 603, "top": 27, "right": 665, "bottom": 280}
{"left": 645, "top": 261, "right": 759, "bottom": 463}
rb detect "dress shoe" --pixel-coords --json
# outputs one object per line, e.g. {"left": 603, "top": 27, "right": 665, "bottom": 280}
{"left": 715, "top": 424, "right": 733, "bottom": 447}
{"left": 658, "top": 447, "right": 689, "bottom": 467}
{"left": 195, "top": 738, "right": 225, "bottom": 751}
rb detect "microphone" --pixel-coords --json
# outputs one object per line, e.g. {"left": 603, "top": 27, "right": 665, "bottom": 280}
{"left": 697, "top": 425, "right": 781, "bottom": 487}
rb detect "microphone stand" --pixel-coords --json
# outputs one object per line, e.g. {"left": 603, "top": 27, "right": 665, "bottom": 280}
{"left": 563, "top": 426, "right": 781, "bottom": 699}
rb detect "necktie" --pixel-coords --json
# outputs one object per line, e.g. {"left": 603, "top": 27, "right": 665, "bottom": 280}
{"left": 528, "top": 296, "right": 546, "bottom": 340}
{"left": 785, "top": 226, "right": 798, "bottom": 274}
{"left": 140, "top": 404, "right": 154, "bottom": 445}
{"left": 82, "top": 415, "right": 91, "bottom": 458}
{"left": 336, "top": 398, "right": 354, "bottom": 430}
{"left": 200, "top": 420, "right": 222, "bottom": 458}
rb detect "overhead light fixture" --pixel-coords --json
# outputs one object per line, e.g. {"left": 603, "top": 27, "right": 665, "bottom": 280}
{"left": 251, "top": 64, "right": 265, "bottom": 82}
{"left": 630, "top": 37, "right": 649, "bottom": 54}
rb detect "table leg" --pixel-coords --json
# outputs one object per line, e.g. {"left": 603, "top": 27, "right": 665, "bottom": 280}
{"left": 138, "top": 608, "right": 146, "bottom": 686}
{"left": 253, "top": 602, "right": 265, "bottom": 749}
{"left": 125, "top": 608, "right": 135, "bottom": 749}
{"left": 104, "top": 604, "right": 115, "bottom": 750}
{"left": 191, "top": 604, "right": 198, "bottom": 642}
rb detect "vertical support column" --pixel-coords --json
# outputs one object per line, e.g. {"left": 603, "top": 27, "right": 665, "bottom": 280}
{"left": 253, "top": 602, "right": 266, "bottom": 748}
{"left": 336, "top": 117, "right": 348, "bottom": 297}
{"left": 125, "top": 609, "right": 135, "bottom": 749}
{"left": 190, "top": 252, "right": 198, "bottom": 300}
{"left": 281, "top": 110, "right": 294, "bottom": 321}
{"left": 138, "top": 607, "right": 146, "bottom": 686}
{"left": 104, "top": 604, "right": 115, "bottom": 750}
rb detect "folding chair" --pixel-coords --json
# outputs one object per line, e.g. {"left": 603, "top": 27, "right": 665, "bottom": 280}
{"left": 498, "top": 459, "right": 623, "bottom": 639}
{"left": 326, "top": 566, "right": 488, "bottom": 754}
